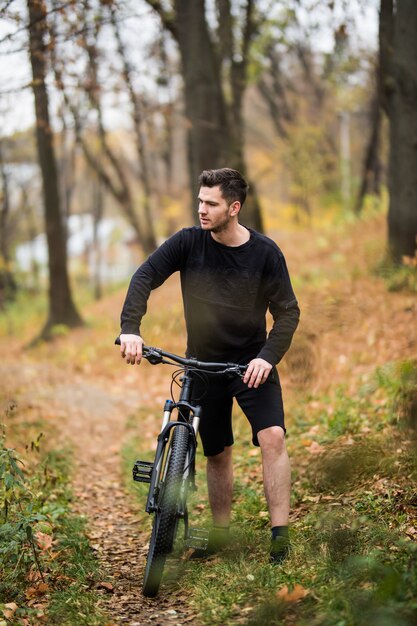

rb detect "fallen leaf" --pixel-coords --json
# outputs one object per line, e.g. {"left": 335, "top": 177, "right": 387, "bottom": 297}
{"left": 2, "top": 603, "right": 18, "bottom": 619}
{"left": 308, "top": 441, "right": 325, "bottom": 454}
{"left": 35, "top": 531, "right": 53, "bottom": 551}
{"left": 96, "top": 581, "right": 114, "bottom": 592}
{"left": 304, "top": 495, "right": 321, "bottom": 503}
{"left": 37, "top": 583, "right": 49, "bottom": 594}
{"left": 25, "top": 583, "right": 49, "bottom": 599}
{"left": 276, "top": 583, "right": 309, "bottom": 603}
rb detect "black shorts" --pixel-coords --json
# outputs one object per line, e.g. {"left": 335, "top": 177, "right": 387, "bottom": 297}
{"left": 191, "top": 368, "right": 285, "bottom": 457}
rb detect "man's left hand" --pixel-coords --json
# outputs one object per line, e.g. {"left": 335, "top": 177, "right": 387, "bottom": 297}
{"left": 243, "top": 358, "right": 272, "bottom": 388}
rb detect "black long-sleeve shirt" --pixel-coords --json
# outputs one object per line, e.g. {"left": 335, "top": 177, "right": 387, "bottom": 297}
{"left": 121, "top": 227, "right": 300, "bottom": 366}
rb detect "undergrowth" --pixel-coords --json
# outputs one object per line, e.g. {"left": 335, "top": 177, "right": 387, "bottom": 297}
{"left": 0, "top": 403, "right": 107, "bottom": 625}
{"left": 375, "top": 255, "right": 417, "bottom": 294}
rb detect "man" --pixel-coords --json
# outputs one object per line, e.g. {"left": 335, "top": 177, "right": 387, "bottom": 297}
{"left": 119, "top": 168, "right": 300, "bottom": 563}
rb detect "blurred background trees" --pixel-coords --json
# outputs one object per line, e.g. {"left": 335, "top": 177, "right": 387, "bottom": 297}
{"left": 0, "top": 0, "right": 416, "bottom": 334}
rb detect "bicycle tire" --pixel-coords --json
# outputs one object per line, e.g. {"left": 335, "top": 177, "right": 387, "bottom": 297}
{"left": 142, "top": 423, "right": 190, "bottom": 597}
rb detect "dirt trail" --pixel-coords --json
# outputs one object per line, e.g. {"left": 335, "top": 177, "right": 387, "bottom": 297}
{"left": 0, "top": 356, "right": 200, "bottom": 625}
{"left": 64, "top": 375, "right": 200, "bottom": 626}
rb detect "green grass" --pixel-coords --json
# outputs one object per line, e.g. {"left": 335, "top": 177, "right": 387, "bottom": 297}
{"left": 375, "top": 256, "right": 417, "bottom": 294}
{"left": 0, "top": 277, "right": 124, "bottom": 343}
{"left": 0, "top": 407, "right": 108, "bottom": 625}
{"left": 46, "top": 516, "right": 106, "bottom": 626}
{"left": 122, "top": 359, "right": 417, "bottom": 625}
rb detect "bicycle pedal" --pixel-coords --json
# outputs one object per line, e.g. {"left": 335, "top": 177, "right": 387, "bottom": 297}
{"left": 132, "top": 460, "right": 154, "bottom": 483}
{"left": 185, "top": 527, "right": 209, "bottom": 550}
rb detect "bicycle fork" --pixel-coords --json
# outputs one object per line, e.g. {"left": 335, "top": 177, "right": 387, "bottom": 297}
{"left": 132, "top": 399, "right": 201, "bottom": 514}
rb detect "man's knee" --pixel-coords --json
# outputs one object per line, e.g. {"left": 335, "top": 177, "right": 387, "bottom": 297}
{"left": 258, "top": 426, "right": 286, "bottom": 455}
{"left": 207, "top": 445, "right": 233, "bottom": 467}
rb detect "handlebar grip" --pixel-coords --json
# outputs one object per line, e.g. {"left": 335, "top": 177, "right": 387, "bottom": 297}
{"left": 115, "top": 336, "right": 121, "bottom": 345}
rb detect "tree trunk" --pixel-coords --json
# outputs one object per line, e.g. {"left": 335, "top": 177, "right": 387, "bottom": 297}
{"left": 146, "top": 0, "right": 264, "bottom": 231}
{"left": 224, "top": 0, "right": 264, "bottom": 232}
{"left": 21, "top": 184, "right": 40, "bottom": 291}
{"left": 174, "top": 0, "right": 230, "bottom": 217}
{"left": 0, "top": 140, "right": 17, "bottom": 306}
{"left": 27, "top": 0, "right": 83, "bottom": 334}
{"left": 0, "top": 140, "right": 11, "bottom": 266}
{"left": 385, "top": 0, "right": 417, "bottom": 260}
{"left": 92, "top": 178, "right": 103, "bottom": 301}
{"left": 354, "top": 98, "right": 381, "bottom": 214}
{"left": 354, "top": 0, "right": 393, "bottom": 215}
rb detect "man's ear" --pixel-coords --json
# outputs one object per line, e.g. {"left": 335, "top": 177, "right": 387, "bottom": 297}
{"left": 230, "top": 200, "right": 241, "bottom": 216}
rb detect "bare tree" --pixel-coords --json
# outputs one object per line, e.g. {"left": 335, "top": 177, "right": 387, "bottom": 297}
{"left": 145, "top": 0, "right": 264, "bottom": 231}
{"left": 109, "top": 3, "right": 157, "bottom": 251}
{"left": 354, "top": 4, "right": 387, "bottom": 215}
{"left": 27, "top": 0, "right": 83, "bottom": 335}
{"left": 49, "top": 0, "right": 157, "bottom": 254}
{"left": 383, "top": 0, "right": 417, "bottom": 261}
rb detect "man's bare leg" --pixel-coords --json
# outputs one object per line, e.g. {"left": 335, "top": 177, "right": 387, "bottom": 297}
{"left": 206, "top": 445, "right": 233, "bottom": 527}
{"left": 258, "top": 426, "right": 291, "bottom": 563}
{"left": 257, "top": 426, "right": 290, "bottom": 524}
{"left": 187, "top": 446, "right": 234, "bottom": 557}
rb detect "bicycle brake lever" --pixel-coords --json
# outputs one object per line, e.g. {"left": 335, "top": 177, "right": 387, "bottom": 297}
{"left": 144, "top": 347, "right": 163, "bottom": 365}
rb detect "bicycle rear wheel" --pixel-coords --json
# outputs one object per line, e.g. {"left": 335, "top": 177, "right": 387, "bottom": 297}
{"left": 142, "top": 423, "right": 190, "bottom": 597}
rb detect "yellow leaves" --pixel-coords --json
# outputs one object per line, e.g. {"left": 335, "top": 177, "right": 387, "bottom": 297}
{"left": 276, "top": 583, "right": 310, "bottom": 603}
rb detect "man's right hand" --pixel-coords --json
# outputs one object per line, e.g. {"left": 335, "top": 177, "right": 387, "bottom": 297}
{"left": 120, "top": 334, "right": 144, "bottom": 365}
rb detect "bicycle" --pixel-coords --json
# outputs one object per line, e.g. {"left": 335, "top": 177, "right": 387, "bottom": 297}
{"left": 116, "top": 339, "right": 246, "bottom": 597}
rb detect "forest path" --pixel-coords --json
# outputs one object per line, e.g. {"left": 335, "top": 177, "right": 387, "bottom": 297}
{"left": 0, "top": 294, "right": 200, "bottom": 625}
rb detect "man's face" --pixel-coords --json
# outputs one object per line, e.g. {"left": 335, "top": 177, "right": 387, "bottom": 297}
{"left": 198, "top": 185, "right": 238, "bottom": 233}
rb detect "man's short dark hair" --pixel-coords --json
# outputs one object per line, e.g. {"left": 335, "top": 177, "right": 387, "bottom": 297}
{"left": 198, "top": 168, "right": 249, "bottom": 207}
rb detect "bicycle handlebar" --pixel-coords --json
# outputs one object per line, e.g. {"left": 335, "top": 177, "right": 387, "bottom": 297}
{"left": 115, "top": 336, "right": 247, "bottom": 375}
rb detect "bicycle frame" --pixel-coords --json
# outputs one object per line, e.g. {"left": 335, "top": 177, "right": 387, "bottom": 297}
{"left": 122, "top": 342, "right": 246, "bottom": 513}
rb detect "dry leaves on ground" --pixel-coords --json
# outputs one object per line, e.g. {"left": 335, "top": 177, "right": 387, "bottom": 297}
{"left": 276, "top": 583, "right": 310, "bottom": 603}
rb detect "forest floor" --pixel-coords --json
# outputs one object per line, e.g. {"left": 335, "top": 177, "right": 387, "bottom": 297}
{"left": 1, "top": 211, "right": 416, "bottom": 625}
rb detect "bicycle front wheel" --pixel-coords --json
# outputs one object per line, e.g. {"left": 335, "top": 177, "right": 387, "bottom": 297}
{"left": 142, "top": 423, "right": 190, "bottom": 597}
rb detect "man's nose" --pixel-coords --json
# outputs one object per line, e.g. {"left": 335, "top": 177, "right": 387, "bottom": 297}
{"left": 198, "top": 203, "right": 206, "bottom": 214}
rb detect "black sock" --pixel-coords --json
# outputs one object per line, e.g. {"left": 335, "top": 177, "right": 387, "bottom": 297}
{"left": 271, "top": 526, "right": 289, "bottom": 540}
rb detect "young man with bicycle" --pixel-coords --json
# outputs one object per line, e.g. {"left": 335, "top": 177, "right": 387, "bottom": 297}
{"left": 119, "top": 168, "right": 300, "bottom": 564}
